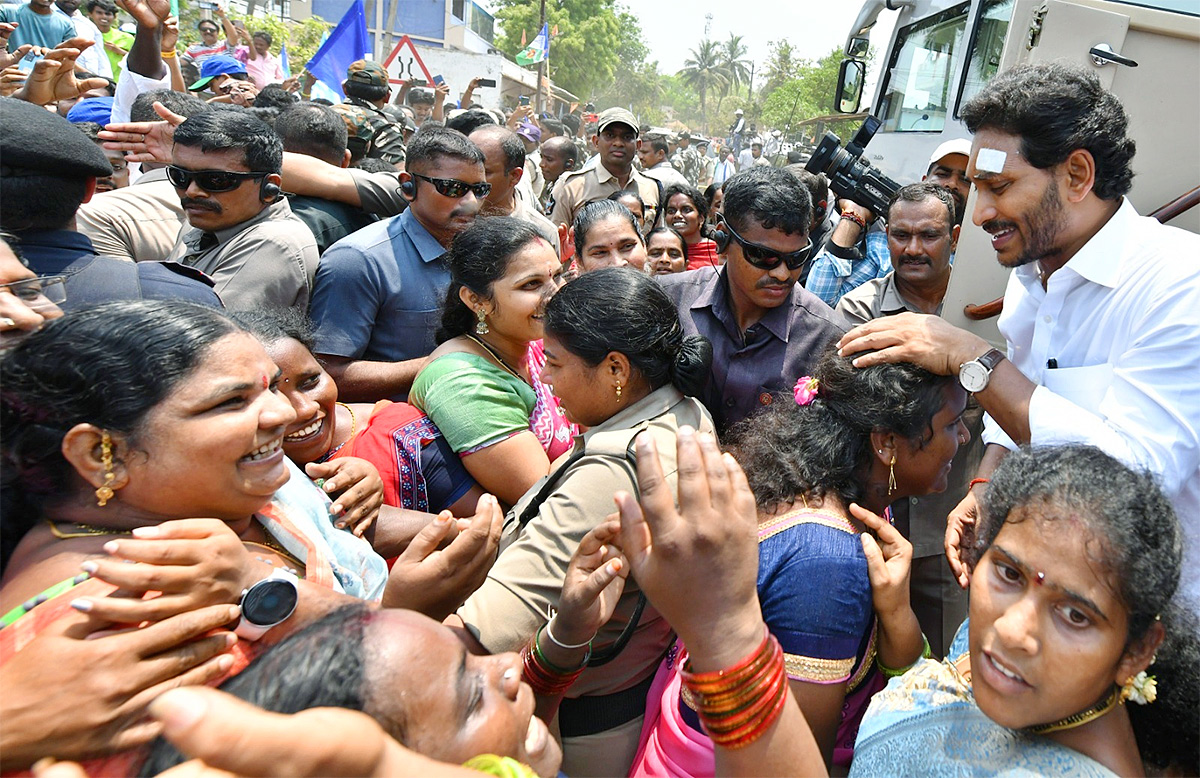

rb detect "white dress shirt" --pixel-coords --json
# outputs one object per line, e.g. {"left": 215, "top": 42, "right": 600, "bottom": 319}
{"left": 983, "top": 198, "right": 1200, "bottom": 604}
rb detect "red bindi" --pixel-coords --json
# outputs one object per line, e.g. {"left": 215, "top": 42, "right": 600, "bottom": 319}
{"left": 262, "top": 375, "right": 269, "bottom": 389}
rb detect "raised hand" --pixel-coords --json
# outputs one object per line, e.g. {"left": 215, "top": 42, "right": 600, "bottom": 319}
{"left": 304, "top": 457, "right": 384, "bottom": 535}
{"left": 945, "top": 487, "right": 980, "bottom": 588}
{"left": 12, "top": 39, "right": 110, "bottom": 106}
{"left": 160, "top": 16, "right": 179, "bottom": 54}
{"left": 117, "top": 0, "right": 170, "bottom": 29}
{"left": 382, "top": 495, "right": 504, "bottom": 620}
{"left": 852, "top": 502, "right": 913, "bottom": 618}
{"left": 0, "top": 23, "right": 33, "bottom": 71}
{"left": 614, "top": 427, "right": 763, "bottom": 672}
{"left": 550, "top": 520, "right": 628, "bottom": 647}
{"left": 100, "top": 100, "right": 186, "bottom": 164}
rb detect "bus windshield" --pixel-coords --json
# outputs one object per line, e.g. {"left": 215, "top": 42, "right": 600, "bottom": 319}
{"left": 958, "top": 0, "right": 1015, "bottom": 112}
{"left": 878, "top": 2, "right": 970, "bottom": 133}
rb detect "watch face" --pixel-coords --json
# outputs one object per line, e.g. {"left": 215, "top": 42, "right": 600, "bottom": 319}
{"left": 960, "top": 361, "right": 988, "bottom": 393}
{"left": 242, "top": 580, "right": 298, "bottom": 626}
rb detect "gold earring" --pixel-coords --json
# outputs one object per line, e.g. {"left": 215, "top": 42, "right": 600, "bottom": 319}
{"left": 887, "top": 454, "right": 897, "bottom": 496}
{"left": 614, "top": 381, "right": 623, "bottom": 402}
{"left": 475, "top": 308, "right": 489, "bottom": 335}
{"left": 95, "top": 431, "right": 116, "bottom": 507}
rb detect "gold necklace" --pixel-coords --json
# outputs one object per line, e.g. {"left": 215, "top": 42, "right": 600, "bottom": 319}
{"left": 464, "top": 333, "right": 528, "bottom": 384}
{"left": 323, "top": 402, "right": 358, "bottom": 460}
{"left": 242, "top": 539, "right": 305, "bottom": 574}
{"left": 1025, "top": 686, "right": 1121, "bottom": 735}
{"left": 46, "top": 521, "right": 132, "bottom": 539}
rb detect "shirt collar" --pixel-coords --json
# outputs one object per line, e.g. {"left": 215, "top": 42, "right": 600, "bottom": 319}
{"left": 878, "top": 273, "right": 917, "bottom": 314}
{"left": 200, "top": 198, "right": 287, "bottom": 245}
{"left": 400, "top": 207, "right": 450, "bottom": 262}
{"left": 579, "top": 385, "right": 686, "bottom": 447}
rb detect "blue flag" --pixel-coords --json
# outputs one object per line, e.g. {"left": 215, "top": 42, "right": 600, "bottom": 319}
{"left": 279, "top": 44, "right": 290, "bottom": 77}
{"left": 305, "top": 0, "right": 369, "bottom": 100}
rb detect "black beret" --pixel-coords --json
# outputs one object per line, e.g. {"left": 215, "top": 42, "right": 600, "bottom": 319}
{"left": 0, "top": 97, "right": 114, "bottom": 179}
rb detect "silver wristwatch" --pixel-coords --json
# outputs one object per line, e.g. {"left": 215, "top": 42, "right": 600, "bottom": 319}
{"left": 959, "top": 349, "right": 1006, "bottom": 393}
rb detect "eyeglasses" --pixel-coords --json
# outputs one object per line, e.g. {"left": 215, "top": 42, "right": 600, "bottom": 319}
{"left": 411, "top": 173, "right": 491, "bottom": 199}
{"left": 723, "top": 220, "right": 812, "bottom": 271}
{"left": 199, "top": 25, "right": 218, "bottom": 33}
{"left": 0, "top": 275, "right": 66, "bottom": 310}
{"left": 167, "top": 165, "right": 267, "bottom": 193}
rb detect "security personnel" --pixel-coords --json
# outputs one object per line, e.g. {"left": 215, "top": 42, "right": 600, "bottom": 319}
{"left": 342, "top": 60, "right": 407, "bottom": 166}
{"left": 548, "top": 107, "right": 660, "bottom": 229}
{"left": 670, "top": 130, "right": 702, "bottom": 186}
{"left": 330, "top": 103, "right": 378, "bottom": 166}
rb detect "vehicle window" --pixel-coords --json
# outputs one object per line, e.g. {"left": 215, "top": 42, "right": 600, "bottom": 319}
{"left": 878, "top": 2, "right": 970, "bottom": 133}
{"left": 958, "top": 0, "right": 1015, "bottom": 113}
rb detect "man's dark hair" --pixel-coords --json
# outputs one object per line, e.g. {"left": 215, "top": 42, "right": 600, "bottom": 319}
{"left": 445, "top": 108, "right": 495, "bottom": 136}
{"left": 86, "top": 0, "right": 116, "bottom": 12}
{"left": 471, "top": 125, "right": 523, "bottom": 172}
{"left": 960, "top": 61, "right": 1134, "bottom": 200}
{"left": 354, "top": 156, "right": 395, "bottom": 173}
{"left": 344, "top": 80, "right": 387, "bottom": 102}
{"left": 172, "top": 110, "right": 283, "bottom": 173}
{"left": 721, "top": 166, "right": 810, "bottom": 235}
{"left": 888, "top": 181, "right": 956, "bottom": 228}
{"left": 408, "top": 89, "right": 434, "bottom": 107}
{"left": 252, "top": 30, "right": 271, "bottom": 45}
{"left": 130, "top": 89, "right": 207, "bottom": 123}
{"left": 74, "top": 121, "right": 103, "bottom": 141}
{"left": 787, "top": 169, "right": 828, "bottom": 219}
{"left": 405, "top": 126, "right": 484, "bottom": 173}
{"left": 274, "top": 103, "right": 347, "bottom": 166}
{"left": 561, "top": 113, "right": 581, "bottom": 134}
{"left": 542, "top": 135, "right": 578, "bottom": 167}
{"left": 644, "top": 136, "right": 668, "bottom": 156}
{"left": 541, "top": 117, "right": 564, "bottom": 137}
{"left": 254, "top": 84, "right": 297, "bottom": 111}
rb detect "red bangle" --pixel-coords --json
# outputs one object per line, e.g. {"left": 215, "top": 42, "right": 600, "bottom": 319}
{"left": 968, "top": 478, "right": 990, "bottom": 490}
{"left": 840, "top": 211, "right": 867, "bottom": 230}
{"left": 680, "top": 629, "right": 789, "bottom": 749}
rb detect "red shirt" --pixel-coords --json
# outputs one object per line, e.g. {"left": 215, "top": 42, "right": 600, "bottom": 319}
{"left": 686, "top": 239, "right": 720, "bottom": 270}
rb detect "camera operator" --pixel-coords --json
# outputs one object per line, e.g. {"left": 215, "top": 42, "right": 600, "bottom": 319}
{"left": 806, "top": 138, "right": 971, "bottom": 306}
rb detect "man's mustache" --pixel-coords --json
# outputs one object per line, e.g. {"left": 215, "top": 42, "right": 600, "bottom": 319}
{"left": 180, "top": 198, "right": 222, "bottom": 213}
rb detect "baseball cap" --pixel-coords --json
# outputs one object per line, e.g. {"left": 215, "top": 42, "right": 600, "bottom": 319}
{"left": 188, "top": 55, "right": 246, "bottom": 91}
{"left": 66, "top": 96, "right": 114, "bottom": 125}
{"left": 515, "top": 121, "right": 541, "bottom": 143}
{"left": 928, "top": 138, "right": 972, "bottom": 167}
{"left": 596, "top": 107, "right": 637, "bottom": 135}
{"left": 679, "top": 130, "right": 691, "bottom": 140}
{"left": 0, "top": 97, "right": 113, "bottom": 179}
{"left": 346, "top": 59, "right": 388, "bottom": 88}
{"left": 734, "top": 108, "right": 744, "bottom": 115}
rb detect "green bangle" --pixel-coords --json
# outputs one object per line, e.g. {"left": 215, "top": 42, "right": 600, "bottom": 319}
{"left": 876, "top": 633, "right": 932, "bottom": 678}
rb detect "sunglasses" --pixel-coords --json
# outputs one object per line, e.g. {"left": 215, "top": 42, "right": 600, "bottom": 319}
{"left": 723, "top": 220, "right": 813, "bottom": 271}
{"left": 167, "top": 165, "right": 267, "bottom": 193}
{"left": 0, "top": 275, "right": 66, "bottom": 310}
{"left": 411, "top": 173, "right": 491, "bottom": 199}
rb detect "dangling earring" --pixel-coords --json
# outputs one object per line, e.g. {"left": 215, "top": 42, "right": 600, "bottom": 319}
{"left": 614, "top": 381, "right": 623, "bottom": 403}
{"left": 887, "top": 454, "right": 897, "bottom": 496}
{"left": 475, "top": 308, "right": 489, "bottom": 335}
{"left": 95, "top": 431, "right": 116, "bottom": 507}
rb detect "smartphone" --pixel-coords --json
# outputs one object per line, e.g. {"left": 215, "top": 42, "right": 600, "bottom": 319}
{"left": 198, "top": 0, "right": 217, "bottom": 8}
{"left": 432, "top": 74, "right": 445, "bottom": 86}
{"left": 15, "top": 52, "right": 42, "bottom": 73}
{"left": 478, "top": 77, "right": 496, "bottom": 88}
{"left": 412, "top": 79, "right": 428, "bottom": 87}
{"left": 518, "top": 95, "right": 530, "bottom": 106}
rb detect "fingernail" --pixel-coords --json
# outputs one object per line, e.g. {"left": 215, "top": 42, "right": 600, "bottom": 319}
{"left": 435, "top": 513, "right": 451, "bottom": 525}
{"left": 103, "top": 540, "right": 119, "bottom": 554}
{"left": 150, "top": 688, "right": 210, "bottom": 732}
{"left": 80, "top": 560, "right": 98, "bottom": 574}
{"left": 223, "top": 632, "right": 238, "bottom": 648}
{"left": 131, "top": 525, "right": 160, "bottom": 538}
{"left": 70, "top": 598, "right": 93, "bottom": 612}
{"left": 32, "top": 758, "right": 56, "bottom": 776}
{"left": 598, "top": 545, "right": 606, "bottom": 556}
{"left": 335, "top": 521, "right": 346, "bottom": 529}
{"left": 609, "top": 559, "right": 622, "bottom": 573}
{"left": 678, "top": 426, "right": 695, "bottom": 438}
{"left": 329, "top": 504, "right": 343, "bottom": 516}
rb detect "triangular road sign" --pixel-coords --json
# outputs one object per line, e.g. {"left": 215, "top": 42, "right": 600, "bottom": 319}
{"left": 381, "top": 34, "right": 434, "bottom": 85}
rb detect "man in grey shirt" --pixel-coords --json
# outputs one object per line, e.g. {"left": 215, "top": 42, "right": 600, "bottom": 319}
{"left": 166, "top": 110, "right": 317, "bottom": 310}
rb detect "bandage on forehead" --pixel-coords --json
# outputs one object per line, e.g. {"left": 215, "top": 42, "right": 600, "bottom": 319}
{"left": 975, "top": 148, "right": 1006, "bottom": 174}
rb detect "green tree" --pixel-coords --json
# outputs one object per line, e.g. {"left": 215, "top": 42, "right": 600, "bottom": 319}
{"left": 761, "top": 46, "right": 866, "bottom": 139}
{"left": 761, "top": 39, "right": 797, "bottom": 94}
{"left": 678, "top": 39, "right": 726, "bottom": 130}
{"left": 714, "top": 32, "right": 750, "bottom": 115}
{"left": 491, "top": 0, "right": 630, "bottom": 101}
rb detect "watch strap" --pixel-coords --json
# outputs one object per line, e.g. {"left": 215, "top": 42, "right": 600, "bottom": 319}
{"left": 978, "top": 348, "right": 1006, "bottom": 371}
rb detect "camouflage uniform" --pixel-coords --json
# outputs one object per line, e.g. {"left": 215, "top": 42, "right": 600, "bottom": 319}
{"left": 671, "top": 136, "right": 703, "bottom": 187}
{"left": 330, "top": 104, "right": 378, "bottom": 162}
{"left": 344, "top": 60, "right": 407, "bottom": 166}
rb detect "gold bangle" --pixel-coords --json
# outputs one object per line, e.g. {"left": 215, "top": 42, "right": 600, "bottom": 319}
{"left": 161, "top": 49, "right": 177, "bottom": 59}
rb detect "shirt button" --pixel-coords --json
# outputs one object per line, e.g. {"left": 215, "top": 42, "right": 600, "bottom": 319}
{"left": 759, "top": 393, "right": 773, "bottom": 406}
{"left": 910, "top": 497, "right": 919, "bottom": 505}
{"left": 1043, "top": 315, "right": 1052, "bottom": 323}
{"left": 724, "top": 398, "right": 736, "bottom": 408}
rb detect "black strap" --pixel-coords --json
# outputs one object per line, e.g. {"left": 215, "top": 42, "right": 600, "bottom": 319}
{"left": 515, "top": 433, "right": 648, "bottom": 669}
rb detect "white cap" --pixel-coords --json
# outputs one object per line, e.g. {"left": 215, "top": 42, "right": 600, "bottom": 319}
{"left": 735, "top": 108, "right": 744, "bottom": 115}
{"left": 928, "top": 138, "right": 972, "bottom": 167}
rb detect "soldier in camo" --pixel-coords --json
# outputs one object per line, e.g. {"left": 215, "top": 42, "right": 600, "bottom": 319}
{"left": 342, "top": 60, "right": 407, "bottom": 166}
{"left": 330, "top": 103, "right": 377, "bottom": 165}
{"left": 671, "top": 130, "right": 703, "bottom": 186}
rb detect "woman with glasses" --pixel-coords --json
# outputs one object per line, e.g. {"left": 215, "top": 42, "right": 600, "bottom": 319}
{"left": 410, "top": 217, "right": 573, "bottom": 508}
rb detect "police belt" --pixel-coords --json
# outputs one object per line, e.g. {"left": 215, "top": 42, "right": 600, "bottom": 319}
{"left": 557, "top": 671, "right": 656, "bottom": 738}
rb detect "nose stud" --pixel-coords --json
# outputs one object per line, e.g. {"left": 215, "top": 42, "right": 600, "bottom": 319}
{"left": 1035, "top": 571, "right": 1046, "bottom": 585}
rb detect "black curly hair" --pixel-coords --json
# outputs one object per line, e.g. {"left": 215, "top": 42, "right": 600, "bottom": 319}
{"left": 973, "top": 445, "right": 1198, "bottom": 774}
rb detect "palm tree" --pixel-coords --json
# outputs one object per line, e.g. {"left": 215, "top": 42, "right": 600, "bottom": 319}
{"left": 679, "top": 39, "right": 727, "bottom": 130}
{"left": 715, "top": 33, "right": 752, "bottom": 116}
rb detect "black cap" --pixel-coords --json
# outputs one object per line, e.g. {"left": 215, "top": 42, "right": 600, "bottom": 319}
{"left": 0, "top": 97, "right": 112, "bottom": 178}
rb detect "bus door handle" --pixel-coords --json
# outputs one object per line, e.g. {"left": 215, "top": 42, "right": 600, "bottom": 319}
{"left": 1089, "top": 44, "right": 1138, "bottom": 69}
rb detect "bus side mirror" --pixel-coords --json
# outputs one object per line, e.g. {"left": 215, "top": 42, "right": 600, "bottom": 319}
{"left": 835, "top": 59, "right": 865, "bottom": 114}
{"left": 847, "top": 35, "right": 870, "bottom": 59}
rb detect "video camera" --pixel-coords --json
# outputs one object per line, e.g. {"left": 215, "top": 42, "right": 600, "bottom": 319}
{"left": 805, "top": 116, "right": 901, "bottom": 218}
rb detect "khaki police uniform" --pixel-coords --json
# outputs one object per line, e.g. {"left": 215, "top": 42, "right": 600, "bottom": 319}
{"left": 548, "top": 162, "right": 660, "bottom": 229}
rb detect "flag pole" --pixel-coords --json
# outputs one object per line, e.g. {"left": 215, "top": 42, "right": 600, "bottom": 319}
{"left": 535, "top": 0, "right": 546, "bottom": 116}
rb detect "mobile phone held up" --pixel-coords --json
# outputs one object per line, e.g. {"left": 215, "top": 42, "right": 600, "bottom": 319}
{"left": 518, "top": 95, "right": 530, "bottom": 106}
{"left": 478, "top": 77, "right": 496, "bottom": 88}
{"left": 16, "top": 52, "right": 42, "bottom": 73}
{"left": 432, "top": 74, "right": 445, "bottom": 86}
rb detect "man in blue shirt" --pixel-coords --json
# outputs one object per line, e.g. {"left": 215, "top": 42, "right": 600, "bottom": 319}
{"left": 309, "top": 127, "right": 487, "bottom": 401}
{"left": 1, "top": 0, "right": 75, "bottom": 51}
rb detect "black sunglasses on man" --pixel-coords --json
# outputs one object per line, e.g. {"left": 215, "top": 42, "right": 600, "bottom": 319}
{"left": 723, "top": 220, "right": 813, "bottom": 271}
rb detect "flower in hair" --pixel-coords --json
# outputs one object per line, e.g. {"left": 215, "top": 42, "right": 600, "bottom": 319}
{"left": 793, "top": 376, "right": 819, "bottom": 406}
{"left": 1121, "top": 671, "right": 1157, "bottom": 705}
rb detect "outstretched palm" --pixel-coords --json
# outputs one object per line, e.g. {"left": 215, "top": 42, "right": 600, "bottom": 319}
{"left": 117, "top": 0, "right": 169, "bottom": 29}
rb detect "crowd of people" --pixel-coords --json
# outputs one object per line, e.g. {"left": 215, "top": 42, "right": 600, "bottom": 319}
{"left": 1, "top": 2, "right": 1198, "bottom": 775}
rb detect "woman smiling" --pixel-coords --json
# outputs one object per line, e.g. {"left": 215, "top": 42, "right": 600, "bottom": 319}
{"left": 661, "top": 184, "right": 719, "bottom": 270}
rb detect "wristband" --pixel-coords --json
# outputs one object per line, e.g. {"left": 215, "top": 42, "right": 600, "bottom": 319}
{"left": 968, "top": 478, "right": 990, "bottom": 490}
{"left": 160, "top": 49, "right": 176, "bottom": 58}
{"left": 840, "top": 211, "right": 868, "bottom": 230}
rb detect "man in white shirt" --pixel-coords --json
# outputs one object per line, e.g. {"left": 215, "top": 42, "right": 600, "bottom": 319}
{"left": 838, "top": 61, "right": 1200, "bottom": 605}
{"left": 53, "top": 0, "right": 111, "bottom": 77}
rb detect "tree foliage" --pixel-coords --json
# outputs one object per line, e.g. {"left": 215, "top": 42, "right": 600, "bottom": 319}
{"left": 678, "top": 39, "right": 726, "bottom": 127}
{"left": 491, "top": 0, "right": 631, "bottom": 100}
{"left": 760, "top": 46, "right": 871, "bottom": 142}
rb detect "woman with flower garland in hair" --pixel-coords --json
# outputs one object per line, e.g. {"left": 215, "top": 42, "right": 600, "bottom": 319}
{"left": 630, "top": 347, "right": 970, "bottom": 776}
{"left": 850, "top": 445, "right": 1200, "bottom": 777}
